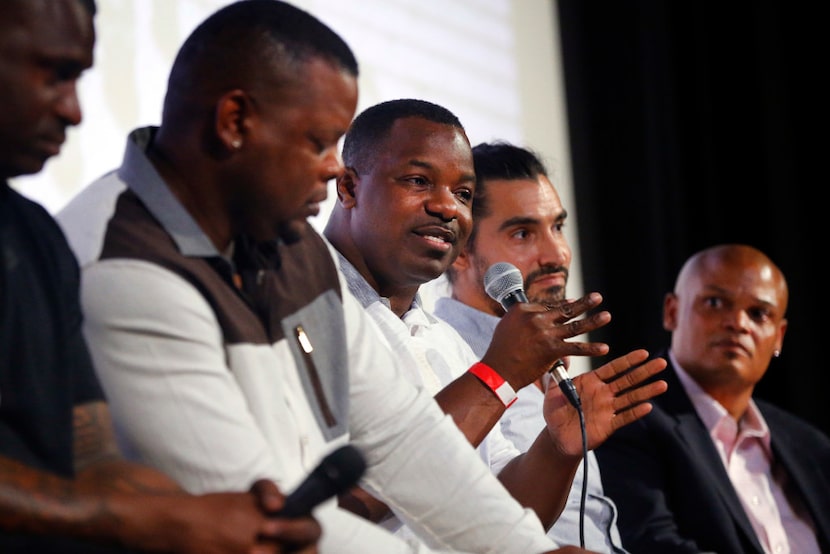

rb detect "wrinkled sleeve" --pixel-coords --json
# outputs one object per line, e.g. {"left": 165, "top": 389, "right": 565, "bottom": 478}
{"left": 79, "top": 258, "right": 497, "bottom": 553}
{"left": 79, "top": 259, "right": 278, "bottom": 492}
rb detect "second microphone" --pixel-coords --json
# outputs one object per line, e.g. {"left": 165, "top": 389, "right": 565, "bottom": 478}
{"left": 483, "top": 262, "right": 581, "bottom": 409}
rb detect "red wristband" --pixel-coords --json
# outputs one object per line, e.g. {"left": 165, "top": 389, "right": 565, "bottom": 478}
{"left": 468, "top": 362, "right": 518, "bottom": 408}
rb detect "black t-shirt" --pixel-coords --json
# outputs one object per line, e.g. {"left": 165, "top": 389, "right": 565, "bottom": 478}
{"left": 0, "top": 183, "right": 126, "bottom": 553}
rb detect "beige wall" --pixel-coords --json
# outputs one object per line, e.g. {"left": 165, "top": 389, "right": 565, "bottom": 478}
{"left": 11, "top": 0, "right": 588, "bottom": 373}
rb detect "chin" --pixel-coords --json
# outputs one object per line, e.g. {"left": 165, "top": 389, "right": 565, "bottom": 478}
{"left": 530, "top": 289, "right": 566, "bottom": 305}
{"left": 277, "top": 219, "right": 310, "bottom": 244}
{"left": 7, "top": 156, "right": 47, "bottom": 178}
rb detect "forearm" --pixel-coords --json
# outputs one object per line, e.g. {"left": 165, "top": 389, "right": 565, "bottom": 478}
{"left": 496, "top": 430, "right": 580, "bottom": 530}
{"left": 337, "top": 485, "right": 392, "bottom": 523}
{"left": 0, "top": 455, "right": 172, "bottom": 548}
{"left": 433, "top": 371, "right": 506, "bottom": 446}
{"left": 434, "top": 369, "right": 577, "bottom": 528}
{"left": 0, "top": 400, "right": 189, "bottom": 547}
{"left": 73, "top": 402, "right": 181, "bottom": 495}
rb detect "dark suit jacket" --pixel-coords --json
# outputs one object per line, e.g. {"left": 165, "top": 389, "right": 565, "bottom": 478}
{"left": 594, "top": 351, "right": 830, "bottom": 553}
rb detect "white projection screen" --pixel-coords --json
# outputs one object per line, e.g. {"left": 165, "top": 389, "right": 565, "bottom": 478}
{"left": 11, "top": 0, "right": 590, "bottom": 374}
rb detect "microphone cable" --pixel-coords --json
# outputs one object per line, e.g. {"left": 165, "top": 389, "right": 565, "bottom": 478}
{"left": 550, "top": 359, "right": 586, "bottom": 549}
{"left": 484, "top": 263, "right": 588, "bottom": 547}
{"left": 577, "top": 402, "right": 587, "bottom": 548}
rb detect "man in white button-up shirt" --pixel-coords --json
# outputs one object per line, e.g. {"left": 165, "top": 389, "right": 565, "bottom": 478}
{"left": 324, "top": 98, "right": 668, "bottom": 551}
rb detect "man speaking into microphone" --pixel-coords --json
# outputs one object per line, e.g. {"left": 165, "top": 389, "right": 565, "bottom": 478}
{"left": 323, "top": 98, "right": 667, "bottom": 549}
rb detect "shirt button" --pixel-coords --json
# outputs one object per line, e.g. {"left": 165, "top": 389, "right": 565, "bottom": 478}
{"left": 773, "top": 543, "right": 784, "bottom": 553}
{"left": 751, "top": 495, "right": 761, "bottom": 506}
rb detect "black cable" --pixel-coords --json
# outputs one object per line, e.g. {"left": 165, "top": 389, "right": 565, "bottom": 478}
{"left": 578, "top": 404, "right": 587, "bottom": 548}
{"left": 550, "top": 360, "right": 586, "bottom": 549}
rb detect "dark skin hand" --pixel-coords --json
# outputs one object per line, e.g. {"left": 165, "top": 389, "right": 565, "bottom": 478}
{"left": 435, "top": 348, "right": 666, "bottom": 529}
{"left": 325, "top": 110, "right": 657, "bottom": 547}
{"left": 0, "top": 401, "right": 321, "bottom": 554}
{"left": 442, "top": 294, "right": 610, "bottom": 446}
{"left": 339, "top": 293, "right": 609, "bottom": 525}
{"left": 340, "top": 299, "right": 667, "bottom": 531}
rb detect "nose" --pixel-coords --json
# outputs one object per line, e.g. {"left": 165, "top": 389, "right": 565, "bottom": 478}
{"left": 321, "top": 148, "right": 345, "bottom": 183}
{"left": 724, "top": 309, "right": 751, "bottom": 331}
{"left": 538, "top": 229, "right": 571, "bottom": 267}
{"left": 425, "top": 186, "right": 458, "bottom": 222}
{"left": 56, "top": 81, "right": 83, "bottom": 126}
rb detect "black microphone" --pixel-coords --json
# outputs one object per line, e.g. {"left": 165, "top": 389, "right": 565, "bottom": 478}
{"left": 483, "top": 262, "right": 581, "bottom": 409}
{"left": 280, "top": 444, "right": 366, "bottom": 517}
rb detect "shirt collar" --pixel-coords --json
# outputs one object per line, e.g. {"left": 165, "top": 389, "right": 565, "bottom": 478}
{"left": 670, "top": 349, "right": 771, "bottom": 452}
{"left": 118, "top": 126, "right": 221, "bottom": 259}
{"left": 334, "top": 249, "right": 431, "bottom": 321}
{"left": 433, "top": 296, "right": 500, "bottom": 359}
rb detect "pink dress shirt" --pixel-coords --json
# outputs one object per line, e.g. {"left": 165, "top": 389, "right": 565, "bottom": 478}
{"left": 672, "top": 354, "right": 820, "bottom": 554}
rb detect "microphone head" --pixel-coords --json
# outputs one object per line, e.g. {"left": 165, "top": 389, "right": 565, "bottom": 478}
{"left": 484, "top": 262, "right": 525, "bottom": 307}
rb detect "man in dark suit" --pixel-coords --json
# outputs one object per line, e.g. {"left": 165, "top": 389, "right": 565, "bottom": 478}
{"left": 595, "top": 243, "right": 830, "bottom": 553}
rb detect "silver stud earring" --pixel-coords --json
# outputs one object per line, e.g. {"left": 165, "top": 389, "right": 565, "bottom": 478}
{"left": 773, "top": 350, "right": 781, "bottom": 358}
{"left": 231, "top": 138, "right": 242, "bottom": 149}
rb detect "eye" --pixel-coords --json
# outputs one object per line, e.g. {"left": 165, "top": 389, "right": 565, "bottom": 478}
{"left": 307, "top": 135, "right": 332, "bottom": 155}
{"left": 703, "top": 296, "right": 723, "bottom": 309}
{"left": 511, "top": 228, "right": 530, "bottom": 240}
{"left": 38, "top": 56, "right": 86, "bottom": 87}
{"left": 748, "top": 307, "right": 773, "bottom": 323}
{"left": 56, "top": 64, "right": 82, "bottom": 82}
{"left": 403, "top": 176, "right": 429, "bottom": 187}
{"left": 455, "top": 187, "right": 473, "bottom": 203}
{"left": 307, "top": 133, "right": 340, "bottom": 155}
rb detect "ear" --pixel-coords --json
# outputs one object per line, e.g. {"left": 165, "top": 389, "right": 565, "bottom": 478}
{"left": 215, "top": 89, "right": 248, "bottom": 152}
{"left": 663, "top": 292, "right": 678, "bottom": 331}
{"left": 775, "top": 318, "right": 788, "bottom": 353}
{"left": 335, "top": 167, "right": 358, "bottom": 208}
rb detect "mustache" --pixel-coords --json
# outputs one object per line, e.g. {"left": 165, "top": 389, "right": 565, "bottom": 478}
{"left": 525, "top": 265, "right": 569, "bottom": 287}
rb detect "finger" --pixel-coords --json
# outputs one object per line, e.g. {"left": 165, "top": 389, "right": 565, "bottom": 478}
{"left": 607, "top": 357, "right": 667, "bottom": 394}
{"left": 258, "top": 517, "right": 322, "bottom": 546}
{"left": 554, "top": 310, "right": 612, "bottom": 338}
{"left": 548, "top": 339, "right": 611, "bottom": 359}
{"left": 610, "top": 400, "right": 655, "bottom": 429}
{"left": 612, "top": 380, "right": 668, "bottom": 414}
{"left": 592, "top": 349, "right": 651, "bottom": 381}
{"left": 250, "top": 479, "right": 285, "bottom": 513}
{"left": 545, "top": 292, "right": 604, "bottom": 323}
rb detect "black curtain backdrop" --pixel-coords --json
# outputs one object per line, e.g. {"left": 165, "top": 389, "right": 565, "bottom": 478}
{"left": 556, "top": 1, "right": 827, "bottom": 436}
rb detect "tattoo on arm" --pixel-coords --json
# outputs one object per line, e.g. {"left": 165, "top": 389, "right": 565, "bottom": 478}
{"left": 74, "top": 402, "right": 184, "bottom": 495}
{"left": 73, "top": 401, "right": 122, "bottom": 473}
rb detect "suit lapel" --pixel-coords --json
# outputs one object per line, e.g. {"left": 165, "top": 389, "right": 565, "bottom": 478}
{"left": 661, "top": 356, "right": 767, "bottom": 553}
{"left": 764, "top": 405, "right": 830, "bottom": 550}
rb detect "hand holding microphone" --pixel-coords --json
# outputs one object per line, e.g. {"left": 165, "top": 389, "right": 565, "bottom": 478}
{"left": 483, "top": 262, "right": 609, "bottom": 409}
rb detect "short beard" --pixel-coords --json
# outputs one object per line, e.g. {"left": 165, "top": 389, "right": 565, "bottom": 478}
{"left": 528, "top": 285, "right": 566, "bottom": 305}
{"left": 526, "top": 266, "right": 569, "bottom": 305}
